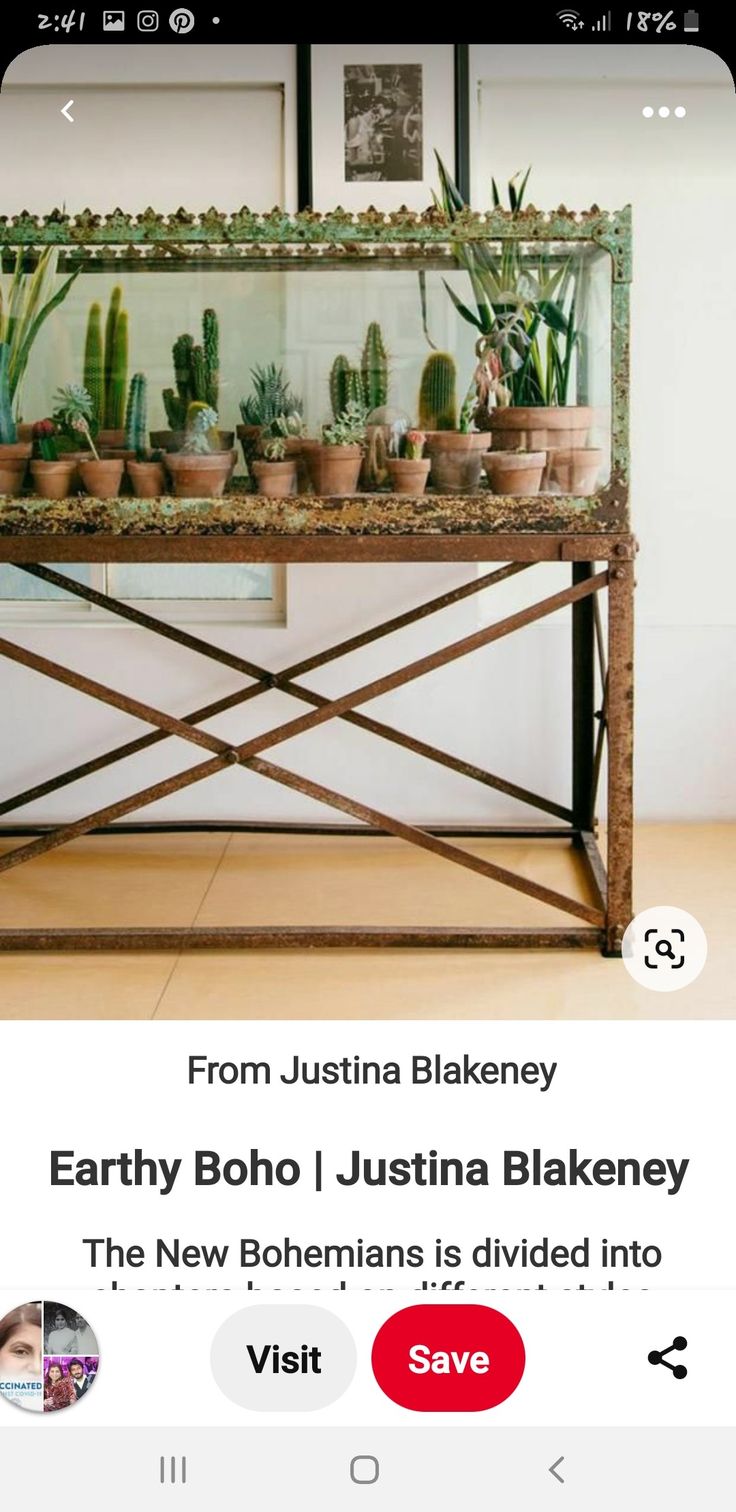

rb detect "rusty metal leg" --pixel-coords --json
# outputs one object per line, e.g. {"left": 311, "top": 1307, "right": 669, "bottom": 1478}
{"left": 604, "top": 557, "right": 635, "bottom": 955}
{"left": 572, "top": 562, "right": 596, "bottom": 831}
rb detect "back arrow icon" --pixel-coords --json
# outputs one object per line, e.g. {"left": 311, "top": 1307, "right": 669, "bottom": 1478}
{"left": 61, "top": 100, "right": 74, "bottom": 122}
{"left": 549, "top": 1456, "right": 565, "bottom": 1484}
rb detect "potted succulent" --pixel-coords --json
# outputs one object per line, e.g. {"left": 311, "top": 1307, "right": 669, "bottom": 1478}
{"left": 432, "top": 156, "right": 592, "bottom": 484}
{"left": 310, "top": 400, "right": 367, "bottom": 496}
{"left": 238, "top": 363, "right": 303, "bottom": 473}
{"left": 483, "top": 448, "right": 547, "bottom": 496}
{"left": 30, "top": 419, "right": 78, "bottom": 499}
{"left": 83, "top": 287, "right": 130, "bottom": 450}
{"left": 165, "top": 403, "right": 234, "bottom": 499}
{"left": 424, "top": 377, "right": 489, "bottom": 493}
{"left": 271, "top": 412, "right": 311, "bottom": 493}
{"left": 387, "top": 429, "right": 430, "bottom": 496}
{"left": 0, "top": 342, "right": 31, "bottom": 493}
{"left": 252, "top": 434, "right": 298, "bottom": 498}
{"left": 53, "top": 385, "right": 124, "bottom": 498}
{"left": 1, "top": 245, "right": 79, "bottom": 440}
{"left": 155, "top": 310, "right": 232, "bottom": 453}
{"left": 124, "top": 374, "right": 166, "bottom": 498}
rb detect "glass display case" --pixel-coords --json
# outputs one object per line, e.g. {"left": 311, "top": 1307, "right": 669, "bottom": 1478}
{"left": 0, "top": 206, "right": 631, "bottom": 522}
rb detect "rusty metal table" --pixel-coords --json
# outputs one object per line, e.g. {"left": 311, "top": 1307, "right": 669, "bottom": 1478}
{"left": 0, "top": 493, "right": 635, "bottom": 955}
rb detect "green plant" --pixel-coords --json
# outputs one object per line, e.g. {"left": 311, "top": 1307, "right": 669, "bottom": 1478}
{"left": 329, "top": 323, "right": 389, "bottom": 419}
{"left": 322, "top": 399, "right": 368, "bottom": 447}
{"left": 125, "top": 372, "right": 148, "bottom": 458}
{"left": 0, "top": 342, "right": 15, "bottom": 444}
{"left": 181, "top": 402, "right": 218, "bottom": 455}
{"left": 402, "top": 428, "right": 426, "bottom": 461}
{"left": 106, "top": 303, "right": 128, "bottom": 431}
{"left": 0, "top": 247, "right": 79, "bottom": 420}
{"left": 418, "top": 351, "right": 457, "bottom": 431}
{"left": 428, "top": 155, "right": 580, "bottom": 413}
{"left": 262, "top": 434, "right": 287, "bottom": 462}
{"left": 164, "top": 310, "right": 220, "bottom": 429}
{"left": 239, "top": 363, "right": 303, "bottom": 428}
{"left": 83, "top": 303, "right": 105, "bottom": 430}
{"left": 32, "top": 419, "right": 59, "bottom": 461}
{"left": 360, "top": 321, "right": 389, "bottom": 411}
{"left": 272, "top": 412, "right": 307, "bottom": 440}
{"left": 53, "top": 384, "right": 100, "bottom": 459}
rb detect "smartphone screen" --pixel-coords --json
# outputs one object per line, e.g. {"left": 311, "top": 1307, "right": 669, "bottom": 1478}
{"left": 0, "top": 21, "right": 734, "bottom": 1511}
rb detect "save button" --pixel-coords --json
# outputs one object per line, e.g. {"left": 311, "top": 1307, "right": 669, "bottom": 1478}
{"left": 371, "top": 1304, "right": 525, "bottom": 1412}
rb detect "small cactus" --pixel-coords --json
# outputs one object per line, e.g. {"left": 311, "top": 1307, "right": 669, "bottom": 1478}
{"left": 83, "top": 303, "right": 105, "bottom": 430}
{"left": 360, "top": 321, "right": 389, "bottom": 411}
{"left": 124, "top": 372, "right": 148, "bottom": 456}
{"left": 182, "top": 401, "right": 218, "bottom": 455}
{"left": 418, "top": 351, "right": 458, "bottom": 431}
{"left": 329, "top": 354, "right": 354, "bottom": 419}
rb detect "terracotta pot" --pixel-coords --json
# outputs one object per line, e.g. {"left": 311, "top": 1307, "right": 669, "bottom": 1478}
{"left": 549, "top": 447, "right": 603, "bottom": 495}
{"left": 127, "top": 460, "right": 167, "bottom": 498}
{"left": 0, "top": 443, "right": 31, "bottom": 494}
{"left": 490, "top": 406, "right": 593, "bottom": 486}
{"left": 98, "top": 428, "right": 126, "bottom": 449}
{"left": 425, "top": 431, "right": 489, "bottom": 492}
{"left": 237, "top": 423, "right": 263, "bottom": 474}
{"left": 482, "top": 450, "right": 547, "bottom": 496}
{"left": 283, "top": 436, "right": 311, "bottom": 493}
{"left": 165, "top": 452, "right": 233, "bottom": 499}
{"left": 312, "top": 444, "right": 363, "bottom": 497}
{"left": 151, "top": 429, "right": 185, "bottom": 453}
{"left": 30, "top": 459, "right": 78, "bottom": 500}
{"left": 386, "top": 458, "right": 431, "bottom": 496}
{"left": 78, "top": 458, "right": 125, "bottom": 498}
{"left": 16, "top": 423, "right": 34, "bottom": 443}
{"left": 252, "top": 459, "right": 298, "bottom": 498}
{"left": 301, "top": 439, "right": 321, "bottom": 492}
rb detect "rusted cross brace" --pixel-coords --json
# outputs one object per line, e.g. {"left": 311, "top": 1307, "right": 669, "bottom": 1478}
{"left": 2, "top": 560, "right": 569, "bottom": 824}
{"left": 0, "top": 569, "right": 608, "bottom": 924}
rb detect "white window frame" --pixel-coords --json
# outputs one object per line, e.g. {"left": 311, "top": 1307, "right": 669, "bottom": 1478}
{"left": 0, "top": 564, "right": 287, "bottom": 628}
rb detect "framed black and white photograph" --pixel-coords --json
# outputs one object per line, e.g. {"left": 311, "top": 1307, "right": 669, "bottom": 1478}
{"left": 303, "top": 44, "right": 460, "bottom": 211}
{"left": 343, "top": 63, "right": 423, "bottom": 183}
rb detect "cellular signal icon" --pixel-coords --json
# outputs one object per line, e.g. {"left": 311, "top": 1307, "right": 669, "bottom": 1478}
{"left": 592, "top": 9, "right": 612, "bottom": 27}
{"left": 557, "top": 8, "right": 583, "bottom": 28}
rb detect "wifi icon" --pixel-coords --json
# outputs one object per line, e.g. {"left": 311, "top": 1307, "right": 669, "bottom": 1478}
{"left": 557, "top": 7, "right": 583, "bottom": 26}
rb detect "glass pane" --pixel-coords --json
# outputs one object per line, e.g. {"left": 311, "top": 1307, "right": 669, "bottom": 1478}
{"left": 14, "top": 246, "right": 613, "bottom": 501}
{"left": 0, "top": 563, "right": 94, "bottom": 600}
{"left": 107, "top": 564, "right": 274, "bottom": 600}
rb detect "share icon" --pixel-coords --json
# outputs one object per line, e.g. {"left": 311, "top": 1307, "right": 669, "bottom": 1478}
{"left": 648, "top": 1336, "right": 688, "bottom": 1379}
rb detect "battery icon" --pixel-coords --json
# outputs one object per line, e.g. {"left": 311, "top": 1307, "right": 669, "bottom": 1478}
{"left": 683, "top": 8, "right": 699, "bottom": 28}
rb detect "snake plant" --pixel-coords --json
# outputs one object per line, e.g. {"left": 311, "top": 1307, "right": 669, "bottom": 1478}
{"left": 426, "top": 155, "right": 580, "bottom": 412}
{"left": 0, "top": 248, "right": 80, "bottom": 423}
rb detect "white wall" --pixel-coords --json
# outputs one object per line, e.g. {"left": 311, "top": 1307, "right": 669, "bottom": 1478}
{"left": 0, "top": 44, "right": 733, "bottom": 825}
{"left": 470, "top": 43, "right": 736, "bottom": 820}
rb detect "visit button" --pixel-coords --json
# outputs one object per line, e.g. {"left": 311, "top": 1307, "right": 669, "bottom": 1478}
{"left": 371, "top": 1304, "right": 525, "bottom": 1412}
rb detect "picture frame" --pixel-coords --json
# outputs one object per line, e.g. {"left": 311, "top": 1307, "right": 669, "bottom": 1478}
{"left": 298, "top": 43, "right": 469, "bottom": 211}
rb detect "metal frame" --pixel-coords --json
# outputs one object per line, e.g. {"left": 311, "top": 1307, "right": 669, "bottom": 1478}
{"left": 0, "top": 205, "right": 634, "bottom": 954}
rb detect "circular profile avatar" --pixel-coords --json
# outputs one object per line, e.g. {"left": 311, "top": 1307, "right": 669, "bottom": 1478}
{"left": 0, "top": 1300, "right": 99, "bottom": 1415}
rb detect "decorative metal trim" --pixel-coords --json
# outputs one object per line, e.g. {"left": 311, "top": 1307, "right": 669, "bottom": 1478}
{"left": 0, "top": 205, "right": 633, "bottom": 280}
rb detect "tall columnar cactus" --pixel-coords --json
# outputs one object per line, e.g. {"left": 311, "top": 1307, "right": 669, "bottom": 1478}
{"left": 124, "top": 372, "right": 148, "bottom": 455}
{"left": 330, "top": 354, "right": 354, "bottom": 420}
{"left": 418, "top": 351, "right": 458, "bottom": 431}
{"left": 0, "top": 341, "right": 17, "bottom": 444}
{"left": 202, "top": 308, "right": 219, "bottom": 411}
{"left": 163, "top": 311, "right": 220, "bottom": 432}
{"left": 106, "top": 308, "right": 129, "bottom": 431}
{"left": 102, "top": 285, "right": 128, "bottom": 430}
{"left": 360, "top": 321, "right": 389, "bottom": 411}
{"left": 83, "top": 303, "right": 105, "bottom": 430}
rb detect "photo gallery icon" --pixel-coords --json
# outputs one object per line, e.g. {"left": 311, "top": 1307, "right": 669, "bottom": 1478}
{"left": 0, "top": 1301, "right": 99, "bottom": 1414}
